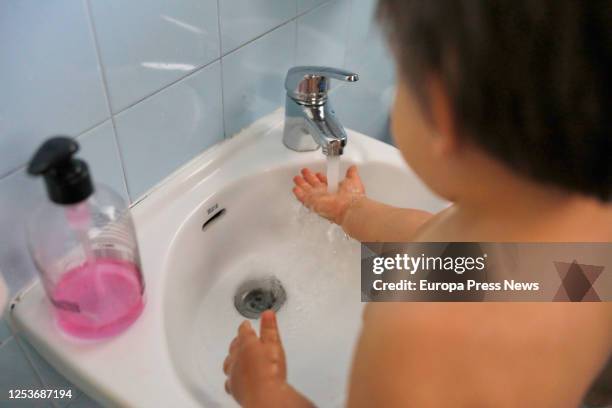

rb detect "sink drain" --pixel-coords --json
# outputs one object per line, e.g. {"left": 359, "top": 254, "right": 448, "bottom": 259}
{"left": 234, "top": 277, "right": 286, "bottom": 319}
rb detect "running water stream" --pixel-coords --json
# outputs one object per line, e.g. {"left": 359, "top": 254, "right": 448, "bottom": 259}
{"left": 326, "top": 155, "right": 340, "bottom": 193}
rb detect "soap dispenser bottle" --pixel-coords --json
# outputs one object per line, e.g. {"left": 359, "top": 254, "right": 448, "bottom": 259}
{"left": 26, "top": 137, "right": 144, "bottom": 339}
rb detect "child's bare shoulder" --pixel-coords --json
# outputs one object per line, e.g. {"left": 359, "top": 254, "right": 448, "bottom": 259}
{"left": 412, "top": 205, "right": 463, "bottom": 241}
{"left": 414, "top": 201, "right": 612, "bottom": 242}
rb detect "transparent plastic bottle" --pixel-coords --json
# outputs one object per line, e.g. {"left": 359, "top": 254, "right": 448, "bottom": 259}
{"left": 27, "top": 137, "right": 144, "bottom": 339}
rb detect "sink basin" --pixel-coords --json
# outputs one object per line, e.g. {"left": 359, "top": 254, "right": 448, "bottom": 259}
{"left": 11, "top": 109, "right": 446, "bottom": 407}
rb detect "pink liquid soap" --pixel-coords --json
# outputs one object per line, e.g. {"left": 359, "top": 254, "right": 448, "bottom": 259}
{"left": 52, "top": 258, "right": 144, "bottom": 339}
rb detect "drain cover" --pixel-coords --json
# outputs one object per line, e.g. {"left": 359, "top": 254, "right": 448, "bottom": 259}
{"left": 234, "top": 277, "right": 286, "bottom": 319}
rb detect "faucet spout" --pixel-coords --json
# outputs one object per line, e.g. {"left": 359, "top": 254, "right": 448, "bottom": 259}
{"left": 302, "top": 104, "right": 347, "bottom": 156}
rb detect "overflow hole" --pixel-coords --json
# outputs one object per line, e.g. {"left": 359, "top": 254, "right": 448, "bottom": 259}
{"left": 202, "top": 208, "right": 226, "bottom": 231}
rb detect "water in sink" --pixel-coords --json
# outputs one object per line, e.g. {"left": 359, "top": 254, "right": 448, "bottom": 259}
{"left": 190, "top": 205, "right": 361, "bottom": 407}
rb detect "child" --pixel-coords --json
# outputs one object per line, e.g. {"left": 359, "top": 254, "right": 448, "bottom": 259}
{"left": 223, "top": 1, "right": 612, "bottom": 406}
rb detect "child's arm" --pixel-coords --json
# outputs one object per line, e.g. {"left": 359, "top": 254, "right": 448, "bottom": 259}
{"left": 293, "top": 166, "right": 432, "bottom": 242}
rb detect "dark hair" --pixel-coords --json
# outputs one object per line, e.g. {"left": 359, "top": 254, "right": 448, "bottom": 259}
{"left": 378, "top": 0, "right": 611, "bottom": 201}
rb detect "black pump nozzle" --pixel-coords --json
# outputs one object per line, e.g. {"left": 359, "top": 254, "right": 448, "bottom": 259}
{"left": 28, "top": 137, "right": 94, "bottom": 205}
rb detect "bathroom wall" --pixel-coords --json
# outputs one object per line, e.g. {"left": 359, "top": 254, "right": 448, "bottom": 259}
{"left": 0, "top": 0, "right": 394, "bottom": 405}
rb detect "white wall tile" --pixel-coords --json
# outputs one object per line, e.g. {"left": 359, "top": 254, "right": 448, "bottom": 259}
{"left": 0, "top": 338, "right": 45, "bottom": 407}
{"left": 18, "top": 338, "right": 80, "bottom": 408}
{"left": 78, "top": 121, "right": 130, "bottom": 203}
{"left": 89, "top": 0, "right": 220, "bottom": 113}
{"left": 334, "top": 31, "right": 395, "bottom": 142}
{"left": 334, "top": 76, "right": 394, "bottom": 141}
{"left": 0, "top": 170, "right": 45, "bottom": 298}
{"left": 114, "top": 62, "right": 224, "bottom": 200}
{"left": 0, "top": 274, "right": 6, "bottom": 319}
{"left": 222, "top": 22, "right": 296, "bottom": 137}
{"left": 0, "top": 318, "right": 11, "bottom": 345}
{"left": 219, "top": 0, "right": 297, "bottom": 53}
{"left": 0, "top": 0, "right": 109, "bottom": 177}
{"left": 344, "top": 0, "right": 387, "bottom": 71}
{"left": 335, "top": 0, "right": 396, "bottom": 142}
{"left": 298, "top": 0, "right": 330, "bottom": 14}
{"left": 296, "top": 0, "right": 350, "bottom": 67}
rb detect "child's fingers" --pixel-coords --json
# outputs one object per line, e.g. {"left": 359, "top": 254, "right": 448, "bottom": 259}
{"left": 316, "top": 172, "right": 328, "bottom": 184}
{"left": 229, "top": 336, "right": 239, "bottom": 354}
{"left": 293, "top": 186, "right": 306, "bottom": 202}
{"left": 293, "top": 175, "right": 311, "bottom": 190}
{"left": 346, "top": 165, "right": 359, "bottom": 180}
{"left": 238, "top": 320, "right": 255, "bottom": 338}
{"left": 260, "top": 310, "right": 282, "bottom": 345}
{"left": 223, "top": 354, "right": 233, "bottom": 375}
{"left": 301, "top": 168, "right": 321, "bottom": 186}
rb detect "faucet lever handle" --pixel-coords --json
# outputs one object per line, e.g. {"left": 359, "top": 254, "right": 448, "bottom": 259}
{"left": 285, "top": 66, "right": 359, "bottom": 103}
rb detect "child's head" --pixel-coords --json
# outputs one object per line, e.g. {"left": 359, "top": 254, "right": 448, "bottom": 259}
{"left": 378, "top": 0, "right": 611, "bottom": 202}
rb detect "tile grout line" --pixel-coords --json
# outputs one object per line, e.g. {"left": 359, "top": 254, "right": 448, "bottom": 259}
{"left": 294, "top": 0, "right": 299, "bottom": 64}
{"left": 220, "top": 0, "right": 332, "bottom": 57}
{"left": 15, "top": 335, "right": 82, "bottom": 408}
{"left": 114, "top": 9, "right": 313, "bottom": 119}
{"left": 79, "top": 1, "right": 332, "bottom": 124}
{"left": 115, "top": 55, "right": 228, "bottom": 117}
{"left": 216, "top": 0, "right": 228, "bottom": 139}
{"left": 14, "top": 336, "right": 48, "bottom": 388}
{"left": 220, "top": 18, "right": 295, "bottom": 56}
{"left": 84, "top": 0, "right": 133, "bottom": 202}
{"left": 11, "top": 335, "right": 45, "bottom": 391}
{"left": 0, "top": 116, "right": 113, "bottom": 181}
{"left": 0, "top": 162, "right": 27, "bottom": 182}
{"left": 0, "top": 332, "right": 13, "bottom": 349}
{"left": 113, "top": 5, "right": 318, "bottom": 138}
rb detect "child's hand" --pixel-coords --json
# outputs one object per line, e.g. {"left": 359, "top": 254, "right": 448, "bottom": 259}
{"left": 223, "top": 311, "right": 287, "bottom": 406}
{"left": 292, "top": 165, "right": 365, "bottom": 225}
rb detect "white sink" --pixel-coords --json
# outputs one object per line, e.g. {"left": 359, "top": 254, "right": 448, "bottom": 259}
{"left": 11, "top": 109, "right": 445, "bottom": 407}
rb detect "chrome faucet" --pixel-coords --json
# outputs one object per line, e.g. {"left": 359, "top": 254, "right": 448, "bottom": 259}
{"left": 283, "top": 66, "right": 359, "bottom": 156}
